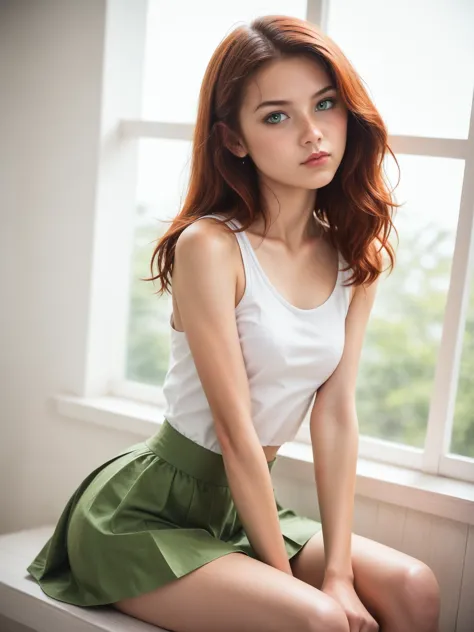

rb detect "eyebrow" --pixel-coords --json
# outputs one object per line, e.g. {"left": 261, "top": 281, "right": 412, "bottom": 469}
{"left": 254, "top": 85, "right": 336, "bottom": 112}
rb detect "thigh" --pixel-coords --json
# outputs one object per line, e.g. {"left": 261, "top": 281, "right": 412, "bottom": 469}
{"left": 114, "top": 552, "right": 350, "bottom": 632}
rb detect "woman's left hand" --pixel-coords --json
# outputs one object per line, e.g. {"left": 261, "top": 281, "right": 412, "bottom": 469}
{"left": 321, "top": 575, "right": 380, "bottom": 632}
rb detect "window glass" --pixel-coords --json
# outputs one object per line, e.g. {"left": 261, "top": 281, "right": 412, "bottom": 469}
{"left": 327, "top": 0, "right": 474, "bottom": 139}
{"left": 126, "top": 138, "right": 191, "bottom": 385}
{"left": 357, "top": 154, "right": 465, "bottom": 447}
{"left": 142, "top": 1, "right": 308, "bottom": 122}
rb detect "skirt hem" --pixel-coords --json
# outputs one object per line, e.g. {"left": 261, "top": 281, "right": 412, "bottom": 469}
{"left": 26, "top": 525, "right": 322, "bottom": 607}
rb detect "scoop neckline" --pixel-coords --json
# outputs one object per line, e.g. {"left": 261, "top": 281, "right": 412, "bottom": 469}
{"left": 237, "top": 225, "right": 342, "bottom": 315}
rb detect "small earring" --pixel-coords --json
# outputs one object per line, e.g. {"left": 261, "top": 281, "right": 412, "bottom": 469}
{"left": 241, "top": 155, "right": 247, "bottom": 165}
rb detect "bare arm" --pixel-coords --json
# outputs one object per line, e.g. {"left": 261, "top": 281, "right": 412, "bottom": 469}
{"left": 172, "top": 218, "right": 292, "bottom": 575}
{"left": 309, "top": 277, "right": 380, "bottom": 583}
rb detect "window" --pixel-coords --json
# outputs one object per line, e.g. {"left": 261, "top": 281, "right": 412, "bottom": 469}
{"left": 142, "top": 1, "right": 308, "bottom": 122}
{"left": 356, "top": 154, "right": 464, "bottom": 450}
{"left": 126, "top": 138, "right": 192, "bottom": 386}
{"left": 327, "top": 0, "right": 474, "bottom": 140}
{"left": 117, "top": 0, "right": 474, "bottom": 482}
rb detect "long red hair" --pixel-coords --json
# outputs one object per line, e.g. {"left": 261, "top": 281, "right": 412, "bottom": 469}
{"left": 144, "top": 14, "right": 399, "bottom": 294}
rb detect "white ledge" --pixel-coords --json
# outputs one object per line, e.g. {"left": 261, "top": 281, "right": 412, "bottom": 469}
{"left": 54, "top": 394, "right": 474, "bottom": 526}
{"left": 0, "top": 528, "right": 162, "bottom": 632}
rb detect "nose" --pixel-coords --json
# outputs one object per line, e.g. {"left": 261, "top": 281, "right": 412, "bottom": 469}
{"left": 299, "top": 115, "right": 323, "bottom": 146}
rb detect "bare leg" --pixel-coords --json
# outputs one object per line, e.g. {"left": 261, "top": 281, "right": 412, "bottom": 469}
{"left": 291, "top": 531, "right": 441, "bottom": 632}
{"left": 114, "top": 552, "right": 350, "bottom": 632}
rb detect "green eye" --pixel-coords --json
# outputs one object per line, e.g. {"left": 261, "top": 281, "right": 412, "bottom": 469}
{"left": 263, "top": 97, "right": 337, "bottom": 125}
{"left": 265, "top": 112, "right": 289, "bottom": 125}
{"left": 317, "top": 98, "right": 336, "bottom": 111}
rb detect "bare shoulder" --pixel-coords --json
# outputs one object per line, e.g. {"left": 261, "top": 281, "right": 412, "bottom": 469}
{"left": 172, "top": 214, "right": 240, "bottom": 335}
{"left": 172, "top": 216, "right": 242, "bottom": 326}
{"left": 175, "top": 215, "right": 239, "bottom": 260}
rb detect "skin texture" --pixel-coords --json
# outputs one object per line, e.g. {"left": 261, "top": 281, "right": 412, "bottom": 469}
{"left": 115, "top": 55, "right": 441, "bottom": 631}
{"left": 231, "top": 54, "right": 348, "bottom": 226}
{"left": 290, "top": 530, "right": 441, "bottom": 632}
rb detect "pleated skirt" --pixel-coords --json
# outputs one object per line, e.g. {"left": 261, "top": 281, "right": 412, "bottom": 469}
{"left": 27, "top": 418, "right": 322, "bottom": 607}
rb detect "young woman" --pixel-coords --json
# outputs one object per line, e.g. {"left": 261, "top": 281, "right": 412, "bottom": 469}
{"left": 27, "top": 14, "right": 441, "bottom": 632}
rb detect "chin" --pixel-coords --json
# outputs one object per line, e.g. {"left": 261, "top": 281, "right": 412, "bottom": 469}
{"left": 304, "top": 172, "right": 335, "bottom": 188}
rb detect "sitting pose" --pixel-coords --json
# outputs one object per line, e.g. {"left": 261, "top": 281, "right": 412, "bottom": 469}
{"left": 27, "top": 14, "right": 441, "bottom": 632}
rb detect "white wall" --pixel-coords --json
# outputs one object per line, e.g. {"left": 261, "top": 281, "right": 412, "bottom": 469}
{"left": 0, "top": 0, "right": 145, "bottom": 535}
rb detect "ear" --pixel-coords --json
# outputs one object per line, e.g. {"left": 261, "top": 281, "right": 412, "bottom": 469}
{"left": 216, "top": 122, "right": 248, "bottom": 159}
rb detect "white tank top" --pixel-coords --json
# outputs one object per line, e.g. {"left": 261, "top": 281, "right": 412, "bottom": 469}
{"left": 162, "top": 214, "right": 352, "bottom": 453}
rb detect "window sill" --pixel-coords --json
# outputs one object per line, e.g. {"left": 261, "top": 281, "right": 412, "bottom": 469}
{"left": 54, "top": 394, "right": 474, "bottom": 526}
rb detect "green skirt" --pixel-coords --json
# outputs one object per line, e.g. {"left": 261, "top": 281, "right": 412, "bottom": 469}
{"left": 27, "top": 419, "right": 322, "bottom": 607}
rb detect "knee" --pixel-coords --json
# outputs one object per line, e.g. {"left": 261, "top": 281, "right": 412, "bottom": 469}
{"left": 399, "top": 562, "right": 441, "bottom": 629}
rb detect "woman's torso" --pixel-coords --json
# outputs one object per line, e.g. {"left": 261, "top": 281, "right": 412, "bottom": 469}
{"left": 170, "top": 212, "right": 354, "bottom": 462}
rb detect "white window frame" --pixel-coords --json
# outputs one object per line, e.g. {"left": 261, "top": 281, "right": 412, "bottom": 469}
{"left": 97, "top": 0, "right": 474, "bottom": 484}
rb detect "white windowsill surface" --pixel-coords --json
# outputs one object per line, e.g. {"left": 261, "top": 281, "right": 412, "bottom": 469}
{"left": 54, "top": 394, "right": 474, "bottom": 526}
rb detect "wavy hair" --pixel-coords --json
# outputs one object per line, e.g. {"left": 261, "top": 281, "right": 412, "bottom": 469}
{"left": 144, "top": 14, "right": 400, "bottom": 294}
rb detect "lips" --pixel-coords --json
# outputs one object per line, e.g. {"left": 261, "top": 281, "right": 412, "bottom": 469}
{"left": 303, "top": 152, "right": 329, "bottom": 164}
